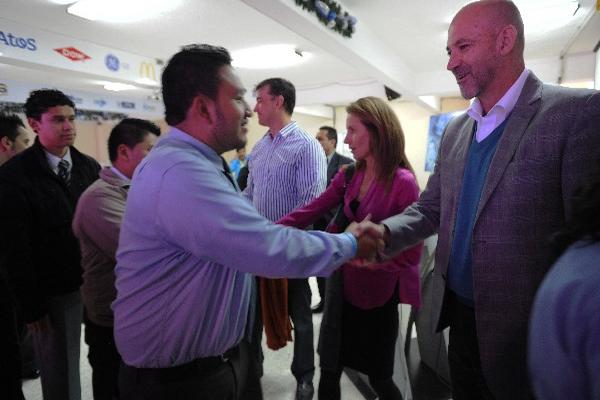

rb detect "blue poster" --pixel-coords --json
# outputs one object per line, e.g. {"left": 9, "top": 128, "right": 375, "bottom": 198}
{"left": 425, "top": 112, "right": 458, "bottom": 172}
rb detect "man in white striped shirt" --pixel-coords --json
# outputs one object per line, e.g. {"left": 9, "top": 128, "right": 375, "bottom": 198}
{"left": 244, "top": 77, "right": 326, "bottom": 400}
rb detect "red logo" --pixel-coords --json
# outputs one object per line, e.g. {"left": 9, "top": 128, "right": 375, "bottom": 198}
{"left": 54, "top": 47, "right": 91, "bottom": 62}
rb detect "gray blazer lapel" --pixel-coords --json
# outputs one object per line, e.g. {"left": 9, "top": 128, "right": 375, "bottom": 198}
{"left": 449, "top": 115, "right": 476, "bottom": 203}
{"left": 446, "top": 115, "right": 476, "bottom": 257}
{"left": 475, "top": 74, "right": 543, "bottom": 221}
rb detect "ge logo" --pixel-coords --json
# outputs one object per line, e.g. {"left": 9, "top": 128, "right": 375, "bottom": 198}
{"left": 105, "top": 54, "right": 120, "bottom": 72}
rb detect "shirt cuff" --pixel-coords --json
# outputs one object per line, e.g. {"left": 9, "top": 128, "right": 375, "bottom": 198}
{"left": 339, "top": 232, "right": 357, "bottom": 257}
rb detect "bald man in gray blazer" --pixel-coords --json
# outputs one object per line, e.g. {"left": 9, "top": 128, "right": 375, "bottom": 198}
{"left": 356, "top": 1, "right": 600, "bottom": 399}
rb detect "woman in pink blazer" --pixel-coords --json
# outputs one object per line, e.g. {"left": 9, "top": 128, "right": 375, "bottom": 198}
{"left": 279, "top": 96, "right": 422, "bottom": 400}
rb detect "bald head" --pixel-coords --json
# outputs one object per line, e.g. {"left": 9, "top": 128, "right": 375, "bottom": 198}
{"left": 454, "top": 0, "right": 524, "bottom": 56}
{"left": 446, "top": 0, "right": 526, "bottom": 113}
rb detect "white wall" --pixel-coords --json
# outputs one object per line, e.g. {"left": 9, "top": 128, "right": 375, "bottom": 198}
{"left": 594, "top": 49, "right": 600, "bottom": 89}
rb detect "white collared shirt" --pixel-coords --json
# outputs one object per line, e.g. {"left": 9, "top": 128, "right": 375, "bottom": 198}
{"left": 44, "top": 148, "right": 73, "bottom": 175}
{"left": 326, "top": 152, "right": 334, "bottom": 165}
{"left": 110, "top": 166, "right": 131, "bottom": 184}
{"left": 467, "top": 68, "right": 529, "bottom": 142}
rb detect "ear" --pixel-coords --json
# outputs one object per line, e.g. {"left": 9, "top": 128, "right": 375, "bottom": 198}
{"left": 274, "top": 95, "right": 285, "bottom": 111}
{"left": 496, "top": 24, "right": 517, "bottom": 56}
{"left": 116, "top": 143, "right": 131, "bottom": 162}
{"left": 191, "top": 94, "right": 217, "bottom": 125}
{"left": 27, "top": 117, "right": 40, "bottom": 134}
{"left": 0, "top": 136, "right": 12, "bottom": 152}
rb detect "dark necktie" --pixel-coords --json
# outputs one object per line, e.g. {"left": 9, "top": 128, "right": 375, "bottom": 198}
{"left": 221, "top": 157, "right": 239, "bottom": 192}
{"left": 58, "top": 159, "right": 70, "bottom": 184}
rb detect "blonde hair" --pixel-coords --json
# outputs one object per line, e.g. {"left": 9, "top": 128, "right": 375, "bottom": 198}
{"left": 346, "top": 96, "right": 414, "bottom": 184}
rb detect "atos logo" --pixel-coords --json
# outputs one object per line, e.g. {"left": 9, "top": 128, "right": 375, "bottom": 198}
{"left": 105, "top": 54, "right": 119, "bottom": 71}
{"left": 0, "top": 30, "right": 37, "bottom": 51}
{"left": 54, "top": 47, "right": 91, "bottom": 62}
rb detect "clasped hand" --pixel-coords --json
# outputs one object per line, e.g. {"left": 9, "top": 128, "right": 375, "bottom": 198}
{"left": 345, "top": 214, "right": 388, "bottom": 266}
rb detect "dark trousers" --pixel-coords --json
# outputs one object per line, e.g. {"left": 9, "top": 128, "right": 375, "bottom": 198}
{"left": 32, "top": 291, "right": 82, "bottom": 400}
{"left": 119, "top": 340, "right": 262, "bottom": 400}
{"left": 288, "top": 278, "right": 315, "bottom": 383}
{"left": 18, "top": 321, "right": 38, "bottom": 377}
{"left": 84, "top": 318, "right": 121, "bottom": 400}
{"left": 318, "top": 369, "right": 403, "bottom": 400}
{"left": 0, "top": 274, "right": 25, "bottom": 400}
{"left": 447, "top": 293, "right": 494, "bottom": 400}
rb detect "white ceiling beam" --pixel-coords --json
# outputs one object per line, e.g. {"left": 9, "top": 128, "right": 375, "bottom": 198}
{"left": 241, "top": 0, "right": 438, "bottom": 112}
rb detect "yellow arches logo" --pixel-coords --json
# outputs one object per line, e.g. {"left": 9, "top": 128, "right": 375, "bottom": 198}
{"left": 139, "top": 61, "right": 156, "bottom": 82}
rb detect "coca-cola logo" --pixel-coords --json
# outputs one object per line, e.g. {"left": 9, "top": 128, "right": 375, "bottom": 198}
{"left": 54, "top": 47, "right": 91, "bottom": 62}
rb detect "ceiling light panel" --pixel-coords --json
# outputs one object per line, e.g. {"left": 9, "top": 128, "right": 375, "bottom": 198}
{"left": 67, "top": 0, "right": 183, "bottom": 23}
{"left": 232, "top": 44, "right": 312, "bottom": 69}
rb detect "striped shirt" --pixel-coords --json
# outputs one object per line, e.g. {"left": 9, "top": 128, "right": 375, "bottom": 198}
{"left": 244, "top": 121, "right": 326, "bottom": 221}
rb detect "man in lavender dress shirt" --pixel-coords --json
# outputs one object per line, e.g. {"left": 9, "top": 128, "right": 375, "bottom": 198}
{"left": 112, "top": 44, "right": 375, "bottom": 400}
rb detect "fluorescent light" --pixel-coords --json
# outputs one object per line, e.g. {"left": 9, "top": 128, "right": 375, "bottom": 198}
{"left": 135, "top": 77, "right": 159, "bottom": 86}
{"left": 48, "top": 0, "right": 78, "bottom": 4}
{"left": 67, "top": 0, "right": 182, "bottom": 23}
{"left": 519, "top": 0, "right": 579, "bottom": 33}
{"left": 102, "top": 81, "right": 136, "bottom": 91}
{"left": 232, "top": 44, "right": 312, "bottom": 69}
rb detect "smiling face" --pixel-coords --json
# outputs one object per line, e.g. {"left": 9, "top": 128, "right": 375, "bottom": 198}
{"left": 212, "top": 65, "right": 252, "bottom": 152}
{"left": 28, "top": 105, "right": 76, "bottom": 157}
{"left": 446, "top": 6, "right": 500, "bottom": 102}
{"left": 344, "top": 113, "right": 372, "bottom": 162}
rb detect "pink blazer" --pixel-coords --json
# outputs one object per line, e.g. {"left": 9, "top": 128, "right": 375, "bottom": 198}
{"left": 278, "top": 167, "right": 423, "bottom": 309}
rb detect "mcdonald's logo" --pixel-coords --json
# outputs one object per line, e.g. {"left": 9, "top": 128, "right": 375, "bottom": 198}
{"left": 139, "top": 61, "right": 156, "bottom": 82}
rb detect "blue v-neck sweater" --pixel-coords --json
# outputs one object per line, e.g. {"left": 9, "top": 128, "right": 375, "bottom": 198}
{"left": 447, "top": 118, "right": 509, "bottom": 307}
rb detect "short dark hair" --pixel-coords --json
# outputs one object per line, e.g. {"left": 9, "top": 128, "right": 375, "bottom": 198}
{"left": 0, "top": 114, "right": 25, "bottom": 141}
{"left": 162, "top": 44, "right": 232, "bottom": 126}
{"left": 24, "top": 89, "right": 75, "bottom": 121}
{"left": 108, "top": 118, "right": 160, "bottom": 162}
{"left": 255, "top": 78, "right": 295, "bottom": 115}
{"left": 319, "top": 125, "right": 338, "bottom": 144}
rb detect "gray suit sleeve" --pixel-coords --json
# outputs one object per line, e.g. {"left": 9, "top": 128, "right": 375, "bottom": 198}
{"left": 381, "top": 129, "right": 446, "bottom": 256}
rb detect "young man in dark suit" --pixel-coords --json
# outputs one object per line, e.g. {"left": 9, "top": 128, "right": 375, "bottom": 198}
{"left": 0, "top": 89, "right": 100, "bottom": 400}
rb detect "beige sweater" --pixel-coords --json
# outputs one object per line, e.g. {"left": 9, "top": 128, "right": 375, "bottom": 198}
{"left": 72, "top": 167, "right": 129, "bottom": 327}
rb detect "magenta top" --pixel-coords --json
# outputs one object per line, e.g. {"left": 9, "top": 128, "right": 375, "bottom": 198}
{"left": 278, "top": 166, "right": 423, "bottom": 310}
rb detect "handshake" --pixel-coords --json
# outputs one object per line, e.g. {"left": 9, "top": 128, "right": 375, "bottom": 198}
{"left": 344, "top": 215, "right": 389, "bottom": 264}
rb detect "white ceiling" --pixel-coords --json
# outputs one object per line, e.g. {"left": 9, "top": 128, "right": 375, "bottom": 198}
{"left": 1, "top": 0, "right": 598, "bottom": 108}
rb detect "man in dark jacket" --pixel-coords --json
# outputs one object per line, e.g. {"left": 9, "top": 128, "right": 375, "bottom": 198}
{"left": 312, "top": 126, "right": 353, "bottom": 313}
{"left": 0, "top": 89, "right": 100, "bottom": 400}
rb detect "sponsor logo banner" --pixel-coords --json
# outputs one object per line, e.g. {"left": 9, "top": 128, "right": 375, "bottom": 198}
{"left": 54, "top": 46, "right": 91, "bottom": 62}
{"left": 105, "top": 54, "right": 119, "bottom": 71}
{"left": 139, "top": 61, "right": 157, "bottom": 83}
{"left": 0, "top": 17, "right": 159, "bottom": 85}
{"left": 0, "top": 30, "right": 37, "bottom": 51}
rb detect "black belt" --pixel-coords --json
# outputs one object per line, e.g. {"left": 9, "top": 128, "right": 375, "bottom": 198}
{"left": 128, "top": 346, "right": 239, "bottom": 383}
